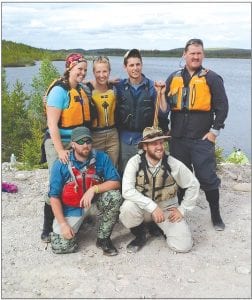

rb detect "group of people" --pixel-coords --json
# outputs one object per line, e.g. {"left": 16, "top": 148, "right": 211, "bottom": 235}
{"left": 41, "top": 38, "right": 229, "bottom": 256}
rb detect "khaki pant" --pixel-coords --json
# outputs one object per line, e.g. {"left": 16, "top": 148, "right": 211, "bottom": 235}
{"left": 91, "top": 128, "right": 119, "bottom": 167}
{"left": 119, "top": 199, "right": 193, "bottom": 253}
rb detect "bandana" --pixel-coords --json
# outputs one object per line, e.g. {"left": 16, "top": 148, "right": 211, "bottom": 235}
{"left": 65, "top": 53, "right": 87, "bottom": 71}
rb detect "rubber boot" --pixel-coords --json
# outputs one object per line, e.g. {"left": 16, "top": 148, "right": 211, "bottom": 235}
{"left": 96, "top": 237, "right": 118, "bottom": 256}
{"left": 127, "top": 222, "right": 147, "bottom": 253}
{"left": 205, "top": 189, "right": 225, "bottom": 231}
{"left": 146, "top": 221, "right": 166, "bottom": 238}
{"left": 41, "top": 203, "right": 54, "bottom": 242}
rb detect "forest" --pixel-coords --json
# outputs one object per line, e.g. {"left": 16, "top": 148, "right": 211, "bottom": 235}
{"left": 2, "top": 40, "right": 251, "bottom": 67}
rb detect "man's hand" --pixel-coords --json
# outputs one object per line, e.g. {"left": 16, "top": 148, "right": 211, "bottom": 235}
{"left": 60, "top": 222, "right": 75, "bottom": 240}
{"left": 154, "top": 80, "right": 166, "bottom": 95}
{"left": 202, "top": 131, "right": 216, "bottom": 143}
{"left": 167, "top": 207, "right": 183, "bottom": 223}
{"left": 80, "top": 187, "right": 96, "bottom": 209}
{"left": 152, "top": 206, "right": 165, "bottom": 223}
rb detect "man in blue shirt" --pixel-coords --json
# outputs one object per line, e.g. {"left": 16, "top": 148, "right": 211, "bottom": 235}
{"left": 115, "top": 49, "right": 169, "bottom": 173}
{"left": 49, "top": 126, "right": 123, "bottom": 256}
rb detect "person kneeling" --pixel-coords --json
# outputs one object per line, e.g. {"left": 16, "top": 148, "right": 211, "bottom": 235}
{"left": 49, "top": 126, "right": 123, "bottom": 256}
{"left": 119, "top": 127, "right": 200, "bottom": 253}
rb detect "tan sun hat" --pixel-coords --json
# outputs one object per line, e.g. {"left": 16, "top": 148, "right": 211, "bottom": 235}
{"left": 138, "top": 127, "right": 170, "bottom": 149}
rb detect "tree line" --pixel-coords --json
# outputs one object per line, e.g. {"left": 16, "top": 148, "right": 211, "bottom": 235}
{"left": 2, "top": 40, "right": 251, "bottom": 67}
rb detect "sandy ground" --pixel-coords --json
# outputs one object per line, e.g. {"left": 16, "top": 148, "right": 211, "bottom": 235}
{"left": 1, "top": 163, "right": 251, "bottom": 299}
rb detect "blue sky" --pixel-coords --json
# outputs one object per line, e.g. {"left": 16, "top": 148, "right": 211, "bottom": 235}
{"left": 2, "top": 2, "right": 251, "bottom": 50}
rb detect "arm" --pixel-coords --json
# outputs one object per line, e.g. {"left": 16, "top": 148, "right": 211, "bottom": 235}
{"left": 168, "top": 156, "right": 200, "bottom": 216}
{"left": 46, "top": 86, "right": 70, "bottom": 163}
{"left": 50, "top": 196, "right": 75, "bottom": 239}
{"left": 80, "top": 151, "right": 121, "bottom": 209}
{"left": 47, "top": 107, "right": 70, "bottom": 164}
{"left": 80, "top": 180, "right": 120, "bottom": 209}
{"left": 154, "top": 80, "right": 168, "bottom": 112}
{"left": 204, "top": 71, "right": 229, "bottom": 141}
{"left": 49, "top": 161, "right": 74, "bottom": 239}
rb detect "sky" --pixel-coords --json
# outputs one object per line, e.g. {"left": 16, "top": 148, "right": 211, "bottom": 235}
{"left": 1, "top": 2, "right": 251, "bottom": 51}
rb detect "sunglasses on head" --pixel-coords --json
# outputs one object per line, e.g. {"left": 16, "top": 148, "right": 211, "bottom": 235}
{"left": 93, "top": 55, "right": 110, "bottom": 63}
{"left": 75, "top": 138, "right": 92, "bottom": 145}
{"left": 185, "top": 39, "right": 203, "bottom": 50}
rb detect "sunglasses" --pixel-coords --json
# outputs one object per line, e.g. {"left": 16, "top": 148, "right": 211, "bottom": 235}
{"left": 75, "top": 138, "right": 92, "bottom": 145}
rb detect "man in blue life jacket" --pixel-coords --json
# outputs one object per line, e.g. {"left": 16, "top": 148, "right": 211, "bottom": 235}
{"left": 165, "top": 38, "right": 229, "bottom": 231}
{"left": 115, "top": 49, "right": 169, "bottom": 174}
{"left": 48, "top": 126, "right": 123, "bottom": 255}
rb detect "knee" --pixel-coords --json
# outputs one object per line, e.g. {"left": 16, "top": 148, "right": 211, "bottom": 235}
{"left": 167, "top": 236, "right": 193, "bottom": 253}
{"left": 99, "top": 190, "right": 123, "bottom": 211}
{"left": 51, "top": 233, "right": 78, "bottom": 254}
{"left": 119, "top": 201, "right": 143, "bottom": 228}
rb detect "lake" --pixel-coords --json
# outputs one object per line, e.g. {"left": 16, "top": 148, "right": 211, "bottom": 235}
{"left": 4, "top": 57, "right": 251, "bottom": 160}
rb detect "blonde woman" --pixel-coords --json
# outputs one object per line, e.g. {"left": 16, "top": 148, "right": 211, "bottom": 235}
{"left": 87, "top": 56, "right": 119, "bottom": 167}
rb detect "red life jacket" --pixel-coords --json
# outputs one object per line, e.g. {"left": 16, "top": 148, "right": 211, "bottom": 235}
{"left": 62, "top": 158, "right": 102, "bottom": 207}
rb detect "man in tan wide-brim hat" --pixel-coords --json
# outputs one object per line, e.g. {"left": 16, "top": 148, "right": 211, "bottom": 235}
{"left": 119, "top": 126, "right": 200, "bottom": 253}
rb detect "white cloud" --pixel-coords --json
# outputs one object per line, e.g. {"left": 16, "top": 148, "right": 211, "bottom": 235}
{"left": 2, "top": 2, "right": 251, "bottom": 50}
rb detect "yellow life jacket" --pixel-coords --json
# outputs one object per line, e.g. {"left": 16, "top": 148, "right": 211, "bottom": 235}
{"left": 46, "top": 78, "right": 92, "bottom": 129}
{"left": 90, "top": 86, "right": 116, "bottom": 130}
{"left": 168, "top": 69, "right": 211, "bottom": 112}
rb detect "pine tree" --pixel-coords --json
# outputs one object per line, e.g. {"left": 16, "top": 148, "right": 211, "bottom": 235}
{"left": 2, "top": 70, "right": 31, "bottom": 162}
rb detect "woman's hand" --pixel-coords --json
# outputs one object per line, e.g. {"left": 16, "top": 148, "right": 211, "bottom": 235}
{"left": 58, "top": 149, "right": 70, "bottom": 164}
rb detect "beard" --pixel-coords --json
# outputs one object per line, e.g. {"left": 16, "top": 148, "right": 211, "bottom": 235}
{"left": 147, "top": 149, "right": 164, "bottom": 162}
{"left": 74, "top": 146, "right": 91, "bottom": 160}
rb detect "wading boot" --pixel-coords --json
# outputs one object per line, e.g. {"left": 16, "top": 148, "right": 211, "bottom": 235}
{"left": 146, "top": 221, "right": 166, "bottom": 238}
{"left": 205, "top": 189, "right": 225, "bottom": 231}
{"left": 127, "top": 223, "right": 147, "bottom": 253}
{"left": 41, "top": 203, "right": 54, "bottom": 243}
{"left": 96, "top": 237, "right": 118, "bottom": 256}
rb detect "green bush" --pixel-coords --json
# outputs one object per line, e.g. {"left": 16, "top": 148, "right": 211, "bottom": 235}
{"left": 20, "top": 59, "right": 60, "bottom": 169}
{"left": 215, "top": 145, "right": 225, "bottom": 165}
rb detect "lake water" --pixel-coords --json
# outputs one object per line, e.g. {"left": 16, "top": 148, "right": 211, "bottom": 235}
{"left": 4, "top": 57, "right": 251, "bottom": 160}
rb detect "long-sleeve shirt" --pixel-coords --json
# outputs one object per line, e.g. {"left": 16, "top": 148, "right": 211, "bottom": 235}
{"left": 166, "top": 66, "right": 229, "bottom": 138}
{"left": 122, "top": 153, "right": 200, "bottom": 216}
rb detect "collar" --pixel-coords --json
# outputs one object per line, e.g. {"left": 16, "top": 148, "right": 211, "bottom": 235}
{"left": 183, "top": 65, "right": 203, "bottom": 77}
{"left": 146, "top": 156, "right": 162, "bottom": 169}
{"left": 124, "top": 74, "right": 148, "bottom": 87}
{"left": 70, "top": 150, "right": 94, "bottom": 168}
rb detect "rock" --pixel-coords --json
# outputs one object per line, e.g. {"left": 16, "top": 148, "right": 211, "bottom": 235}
{"left": 116, "top": 274, "right": 124, "bottom": 280}
{"left": 14, "top": 173, "right": 31, "bottom": 181}
{"left": 187, "top": 278, "right": 197, "bottom": 283}
{"left": 235, "top": 266, "right": 251, "bottom": 275}
{"left": 232, "top": 183, "right": 251, "bottom": 192}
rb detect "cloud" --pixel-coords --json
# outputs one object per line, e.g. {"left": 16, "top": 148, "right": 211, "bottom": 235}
{"left": 2, "top": 2, "right": 251, "bottom": 50}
